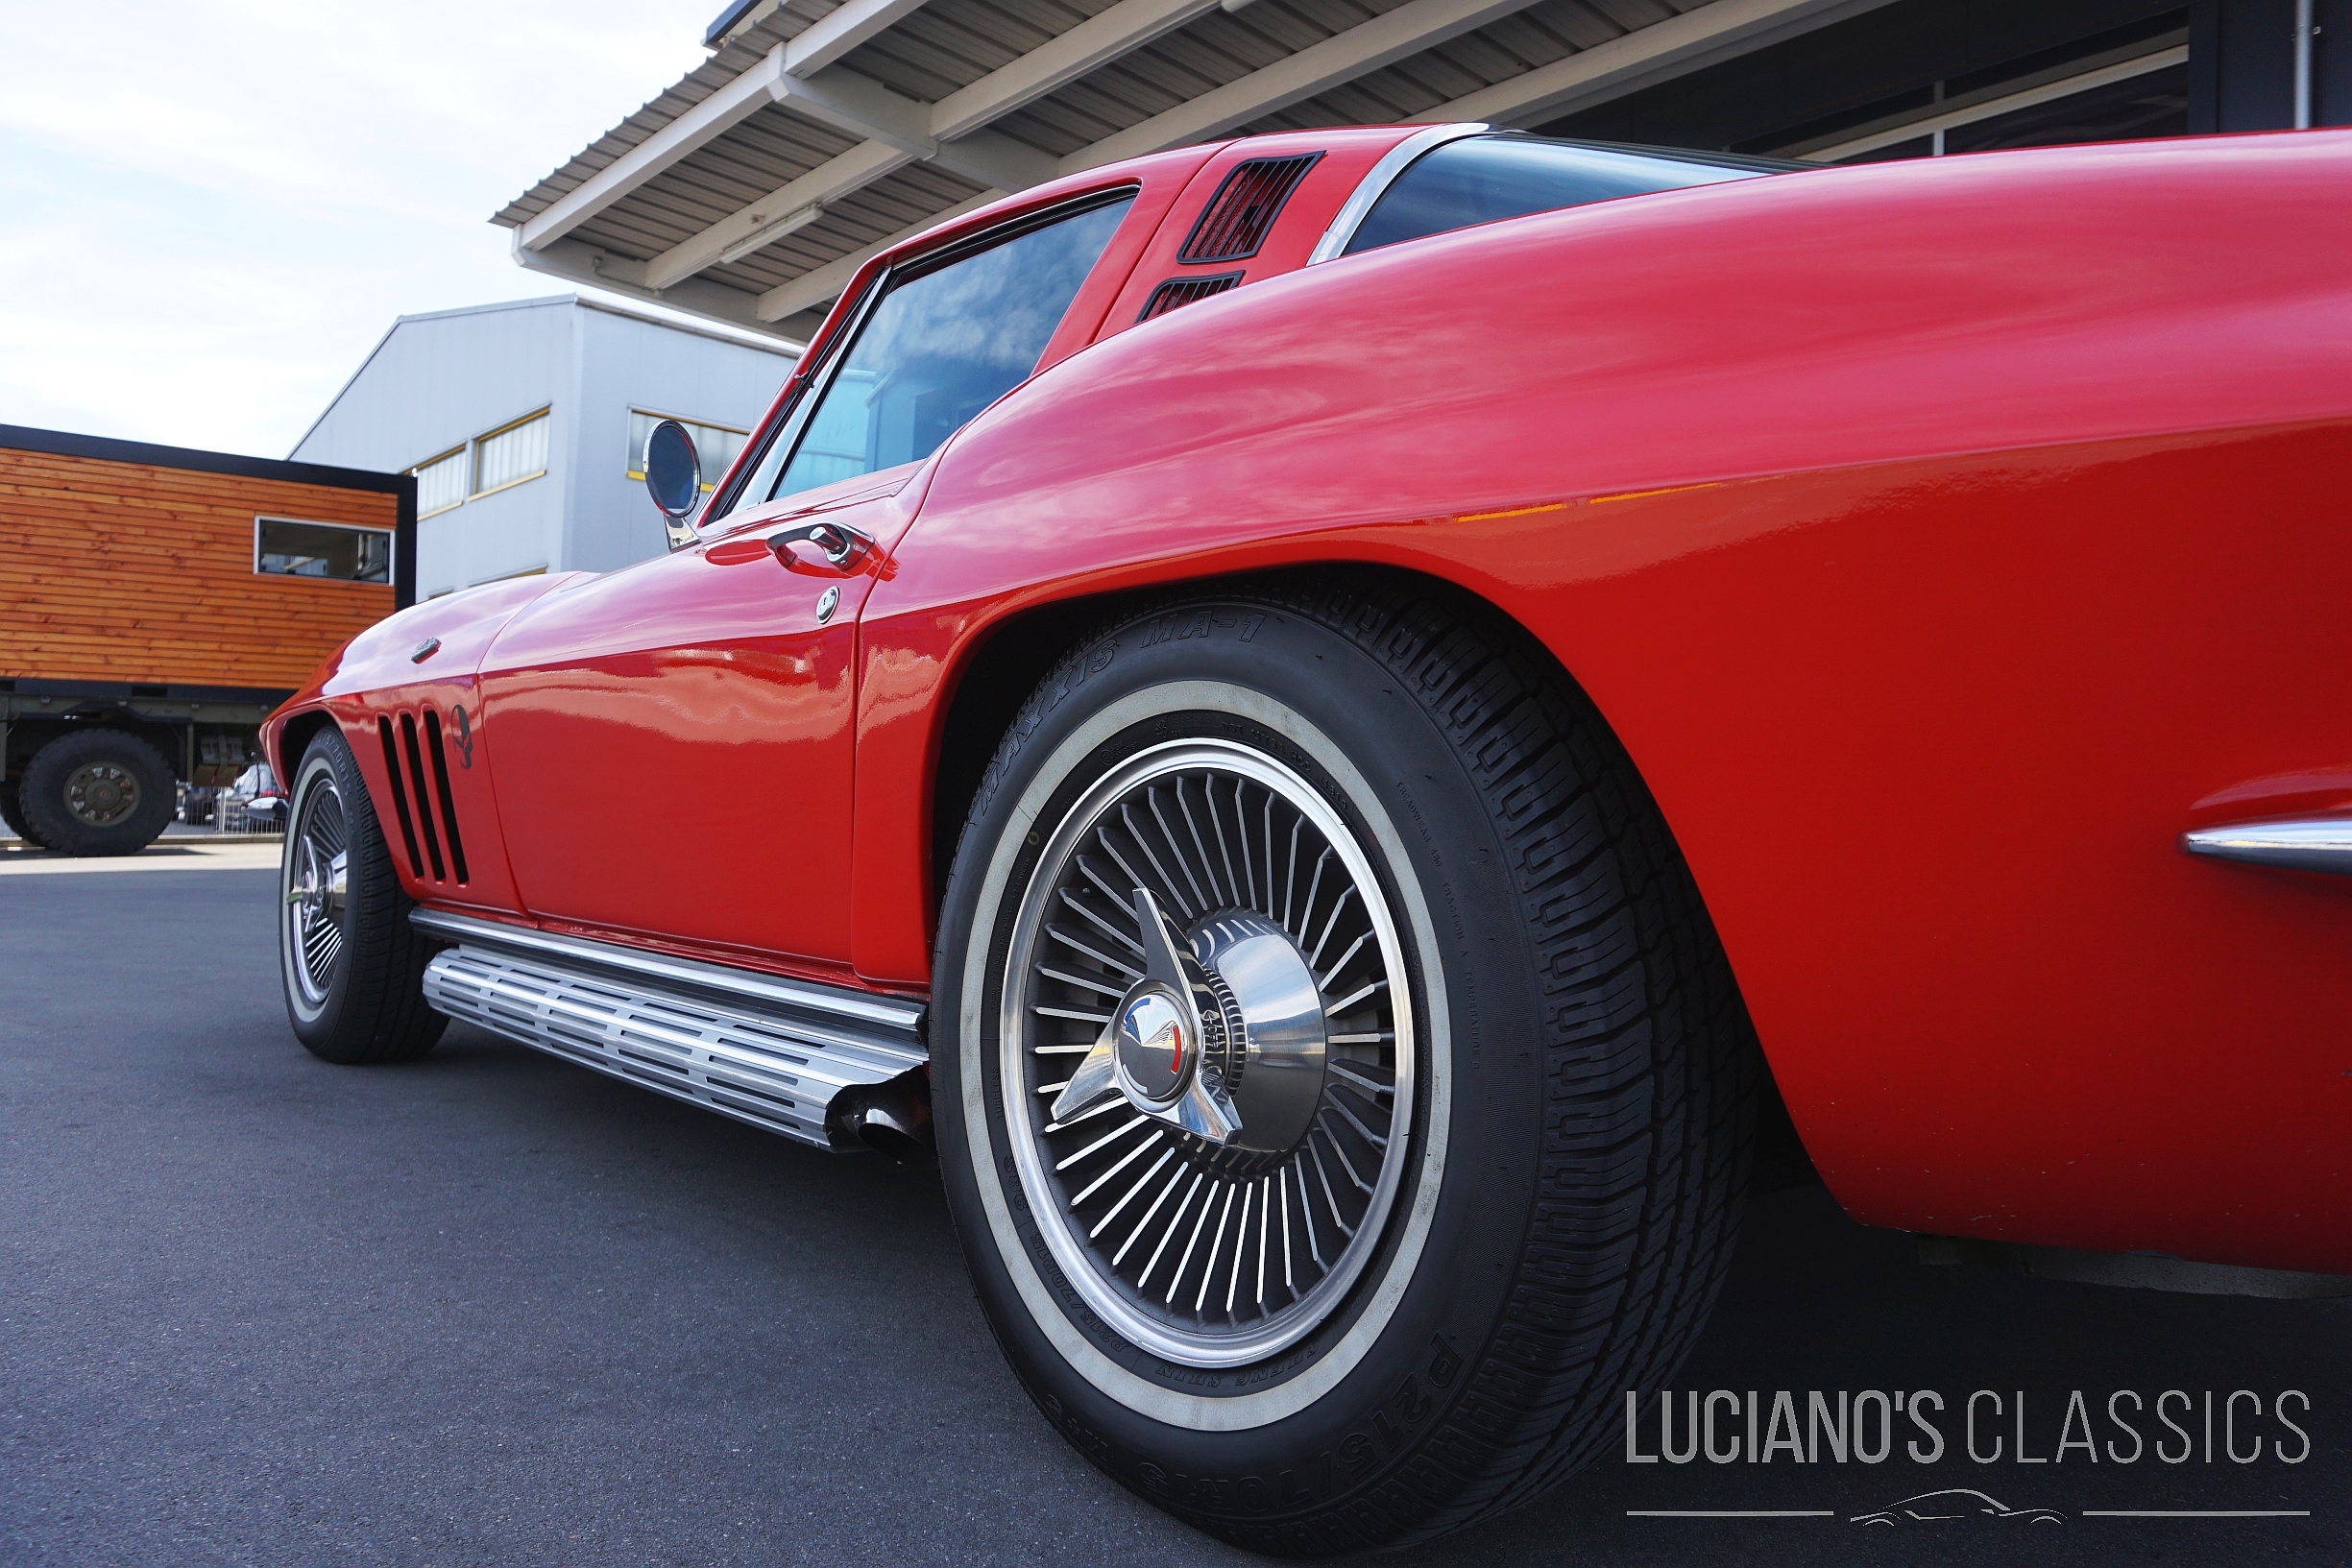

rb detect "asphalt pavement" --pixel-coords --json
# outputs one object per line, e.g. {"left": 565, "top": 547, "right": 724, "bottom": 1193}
{"left": 3, "top": 852, "right": 2344, "bottom": 1566}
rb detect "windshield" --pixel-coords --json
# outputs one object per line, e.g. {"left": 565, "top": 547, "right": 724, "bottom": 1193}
{"left": 1343, "top": 135, "right": 1792, "bottom": 256}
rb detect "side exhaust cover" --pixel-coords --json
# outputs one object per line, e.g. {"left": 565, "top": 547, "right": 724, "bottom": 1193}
{"left": 413, "top": 908, "right": 926, "bottom": 1151}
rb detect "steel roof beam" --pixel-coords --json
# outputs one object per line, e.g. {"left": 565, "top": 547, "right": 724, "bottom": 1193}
{"left": 1059, "top": 0, "right": 1548, "bottom": 174}
{"left": 769, "top": 66, "right": 1062, "bottom": 189}
{"left": 754, "top": 192, "right": 1001, "bottom": 321}
{"left": 785, "top": 0, "right": 934, "bottom": 79}
{"left": 518, "top": 31, "right": 1052, "bottom": 268}
{"left": 1412, "top": 0, "right": 1901, "bottom": 128}
{"left": 515, "top": 233, "right": 797, "bottom": 339}
{"left": 931, "top": 0, "right": 1224, "bottom": 141}
{"left": 520, "top": 46, "right": 792, "bottom": 254}
{"left": 643, "top": 140, "right": 916, "bottom": 291}
{"left": 645, "top": 0, "right": 1219, "bottom": 289}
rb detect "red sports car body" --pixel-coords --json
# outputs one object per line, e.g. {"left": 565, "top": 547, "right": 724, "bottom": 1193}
{"left": 264, "top": 121, "right": 2350, "bottom": 1548}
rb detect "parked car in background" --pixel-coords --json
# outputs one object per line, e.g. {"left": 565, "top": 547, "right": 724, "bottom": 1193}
{"left": 227, "top": 764, "right": 287, "bottom": 831}
{"left": 260, "top": 127, "right": 2352, "bottom": 1554}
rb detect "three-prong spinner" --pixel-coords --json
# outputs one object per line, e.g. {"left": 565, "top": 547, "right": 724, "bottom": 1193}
{"left": 1049, "top": 888, "right": 1244, "bottom": 1144}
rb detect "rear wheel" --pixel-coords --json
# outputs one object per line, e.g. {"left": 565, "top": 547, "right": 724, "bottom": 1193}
{"left": 18, "top": 729, "right": 175, "bottom": 856}
{"left": 280, "top": 727, "right": 445, "bottom": 1064}
{"left": 933, "top": 577, "right": 1759, "bottom": 1554}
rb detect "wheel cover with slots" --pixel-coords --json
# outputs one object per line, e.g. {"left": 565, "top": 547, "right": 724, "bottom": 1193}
{"left": 999, "top": 738, "right": 1414, "bottom": 1368}
{"left": 285, "top": 769, "right": 351, "bottom": 1009}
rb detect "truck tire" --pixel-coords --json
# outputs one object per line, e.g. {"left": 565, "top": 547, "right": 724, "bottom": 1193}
{"left": 18, "top": 729, "right": 176, "bottom": 856}
{"left": 2, "top": 779, "right": 50, "bottom": 848}
{"left": 280, "top": 727, "right": 445, "bottom": 1064}
{"left": 932, "top": 576, "right": 1760, "bottom": 1554}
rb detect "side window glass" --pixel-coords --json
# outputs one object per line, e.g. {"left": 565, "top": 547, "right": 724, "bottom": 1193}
{"left": 1344, "top": 137, "right": 1772, "bottom": 256}
{"left": 766, "top": 194, "right": 1134, "bottom": 500}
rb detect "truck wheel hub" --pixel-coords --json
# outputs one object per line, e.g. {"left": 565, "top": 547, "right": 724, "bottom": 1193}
{"left": 62, "top": 763, "right": 138, "bottom": 827}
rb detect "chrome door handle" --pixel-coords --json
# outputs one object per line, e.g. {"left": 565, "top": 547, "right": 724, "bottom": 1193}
{"left": 765, "top": 519, "right": 872, "bottom": 571}
{"left": 2180, "top": 817, "right": 2352, "bottom": 874}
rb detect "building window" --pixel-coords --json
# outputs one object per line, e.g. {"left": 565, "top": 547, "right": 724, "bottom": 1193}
{"left": 255, "top": 518, "right": 391, "bottom": 584}
{"left": 1791, "top": 38, "right": 2191, "bottom": 165}
{"left": 411, "top": 446, "right": 467, "bottom": 518}
{"left": 473, "top": 409, "right": 551, "bottom": 496}
{"left": 627, "top": 410, "right": 747, "bottom": 493}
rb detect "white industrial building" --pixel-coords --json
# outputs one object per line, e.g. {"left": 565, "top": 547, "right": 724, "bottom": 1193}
{"left": 291, "top": 294, "right": 794, "bottom": 597}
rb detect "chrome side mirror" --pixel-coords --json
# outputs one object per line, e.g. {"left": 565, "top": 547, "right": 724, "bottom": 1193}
{"left": 643, "top": 419, "right": 702, "bottom": 550}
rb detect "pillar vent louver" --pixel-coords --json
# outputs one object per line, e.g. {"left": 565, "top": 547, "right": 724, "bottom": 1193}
{"left": 1136, "top": 272, "right": 1243, "bottom": 323}
{"left": 1176, "top": 153, "right": 1322, "bottom": 264}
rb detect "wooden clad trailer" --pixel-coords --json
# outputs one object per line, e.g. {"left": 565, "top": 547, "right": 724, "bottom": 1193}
{"left": 1, "top": 424, "right": 414, "bottom": 856}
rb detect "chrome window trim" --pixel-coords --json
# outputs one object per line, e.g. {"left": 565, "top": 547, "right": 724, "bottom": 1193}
{"left": 1304, "top": 122, "right": 1492, "bottom": 266}
{"left": 697, "top": 270, "right": 893, "bottom": 537}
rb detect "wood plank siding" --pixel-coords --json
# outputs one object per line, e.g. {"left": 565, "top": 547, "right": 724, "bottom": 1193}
{"left": 1, "top": 429, "right": 412, "bottom": 691}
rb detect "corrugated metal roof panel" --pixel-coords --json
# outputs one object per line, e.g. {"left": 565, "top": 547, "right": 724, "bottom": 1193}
{"left": 497, "top": 0, "right": 1783, "bottom": 335}
{"left": 493, "top": 13, "right": 814, "bottom": 228}
{"left": 836, "top": 0, "right": 1131, "bottom": 105}
{"left": 1234, "top": 0, "right": 1707, "bottom": 134}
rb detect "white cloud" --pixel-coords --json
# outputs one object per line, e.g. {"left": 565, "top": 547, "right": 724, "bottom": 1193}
{"left": 0, "top": 0, "right": 725, "bottom": 457}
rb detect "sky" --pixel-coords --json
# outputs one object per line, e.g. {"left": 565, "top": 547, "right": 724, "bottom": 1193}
{"left": 0, "top": 0, "right": 739, "bottom": 460}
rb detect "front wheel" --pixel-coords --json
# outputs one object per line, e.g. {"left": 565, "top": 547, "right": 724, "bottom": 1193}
{"left": 280, "top": 727, "right": 446, "bottom": 1064}
{"left": 933, "top": 578, "right": 1758, "bottom": 1554}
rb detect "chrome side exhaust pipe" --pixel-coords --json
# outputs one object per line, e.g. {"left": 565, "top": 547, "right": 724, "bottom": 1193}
{"left": 828, "top": 1066, "right": 934, "bottom": 1163}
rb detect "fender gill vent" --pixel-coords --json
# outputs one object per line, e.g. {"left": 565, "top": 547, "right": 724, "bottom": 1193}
{"left": 422, "top": 709, "right": 470, "bottom": 883}
{"left": 1136, "top": 271, "right": 1243, "bottom": 323}
{"left": 1176, "top": 153, "right": 1322, "bottom": 264}
{"left": 398, "top": 711, "right": 446, "bottom": 880}
{"left": 376, "top": 715, "right": 424, "bottom": 879}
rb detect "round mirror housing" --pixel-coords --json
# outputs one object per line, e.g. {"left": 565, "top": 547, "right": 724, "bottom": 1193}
{"left": 643, "top": 419, "right": 703, "bottom": 549}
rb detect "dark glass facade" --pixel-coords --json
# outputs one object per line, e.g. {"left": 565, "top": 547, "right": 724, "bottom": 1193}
{"left": 1533, "top": 0, "right": 2338, "bottom": 167}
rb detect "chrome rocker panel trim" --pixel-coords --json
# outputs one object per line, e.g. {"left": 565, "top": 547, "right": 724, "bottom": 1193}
{"left": 412, "top": 908, "right": 927, "bottom": 1150}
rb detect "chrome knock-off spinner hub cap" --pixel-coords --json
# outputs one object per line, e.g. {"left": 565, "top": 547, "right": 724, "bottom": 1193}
{"left": 1003, "top": 739, "right": 1414, "bottom": 1369}
{"left": 1115, "top": 988, "right": 1191, "bottom": 1102}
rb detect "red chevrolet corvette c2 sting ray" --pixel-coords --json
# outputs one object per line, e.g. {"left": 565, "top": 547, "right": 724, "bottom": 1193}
{"left": 262, "top": 123, "right": 2352, "bottom": 1554}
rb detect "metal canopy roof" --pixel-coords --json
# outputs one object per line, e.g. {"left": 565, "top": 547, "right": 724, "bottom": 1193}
{"left": 494, "top": 0, "right": 1893, "bottom": 343}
